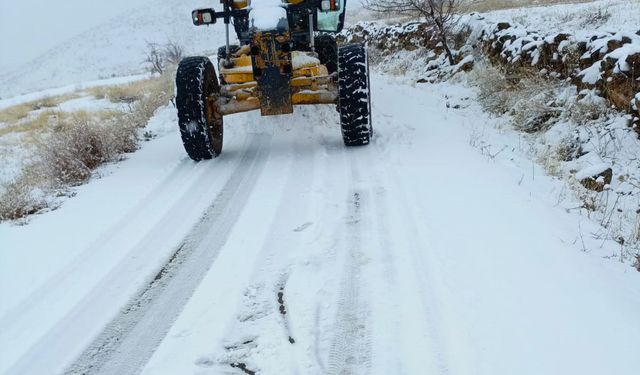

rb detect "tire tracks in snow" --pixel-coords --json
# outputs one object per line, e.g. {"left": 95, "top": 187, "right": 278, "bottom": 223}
{"left": 378, "top": 158, "right": 454, "bottom": 375}
{"left": 1, "top": 152, "right": 236, "bottom": 375}
{"left": 215, "top": 139, "right": 317, "bottom": 375}
{"left": 330, "top": 135, "right": 454, "bottom": 374}
{"left": 387, "top": 161, "right": 481, "bottom": 375}
{"left": 0, "top": 157, "right": 193, "bottom": 325}
{"left": 325, "top": 149, "right": 372, "bottom": 375}
{"left": 56, "top": 134, "right": 272, "bottom": 375}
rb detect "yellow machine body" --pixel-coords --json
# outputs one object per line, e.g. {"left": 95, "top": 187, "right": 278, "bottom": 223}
{"left": 216, "top": 48, "right": 337, "bottom": 116}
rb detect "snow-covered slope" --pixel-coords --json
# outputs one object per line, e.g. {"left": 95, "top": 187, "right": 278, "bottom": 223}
{"left": 0, "top": 0, "right": 154, "bottom": 73}
{"left": 0, "top": 0, "right": 228, "bottom": 99}
{"left": 481, "top": 0, "right": 640, "bottom": 34}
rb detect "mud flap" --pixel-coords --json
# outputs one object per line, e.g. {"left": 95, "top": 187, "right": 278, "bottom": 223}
{"left": 252, "top": 31, "right": 293, "bottom": 116}
{"left": 257, "top": 66, "right": 292, "bottom": 115}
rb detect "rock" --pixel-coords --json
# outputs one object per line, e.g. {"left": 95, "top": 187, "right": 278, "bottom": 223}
{"left": 460, "top": 60, "right": 474, "bottom": 72}
{"left": 496, "top": 22, "right": 511, "bottom": 31}
{"left": 625, "top": 53, "right": 640, "bottom": 77}
{"left": 604, "top": 73, "right": 636, "bottom": 109}
{"left": 553, "top": 33, "right": 571, "bottom": 44}
{"left": 578, "top": 167, "right": 613, "bottom": 192}
{"left": 576, "top": 41, "right": 588, "bottom": 54}
{"left": 607, "top": 39, "right": 624, "bottom": 52}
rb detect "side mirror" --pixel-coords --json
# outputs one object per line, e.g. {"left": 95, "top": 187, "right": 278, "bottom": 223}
{"left": 192, "top": 9, "right": 217, "bottom": 26}
{"left": 320, "top": 0, "right": 340, "bottom": 12}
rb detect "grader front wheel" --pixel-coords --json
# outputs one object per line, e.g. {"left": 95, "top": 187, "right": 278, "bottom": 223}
{"left": 175, "top": 56, "right": 223, "bottom": 161}
{"left": 338, "top": 44, "right": 373, "bottom": 146}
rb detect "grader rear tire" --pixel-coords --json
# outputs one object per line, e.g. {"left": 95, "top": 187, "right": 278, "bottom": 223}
{"left": 175, "top": 56, "right": 223, "bottom": 160}
{"left": 337, "top": 44, "right": 372, "bottom": 146}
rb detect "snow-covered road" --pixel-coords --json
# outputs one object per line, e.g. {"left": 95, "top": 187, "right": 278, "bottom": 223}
{"left": 1, "top": 75, "right": 639, "bottom": 375}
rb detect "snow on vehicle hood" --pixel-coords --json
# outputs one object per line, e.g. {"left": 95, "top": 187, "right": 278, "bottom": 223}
{"left": 249, "top": 0, "right": 288, "bottom": 31}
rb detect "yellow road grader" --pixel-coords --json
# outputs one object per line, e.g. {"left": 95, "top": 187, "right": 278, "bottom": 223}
{"left": 176, "top": 0, "right": 372, "bottom": 160}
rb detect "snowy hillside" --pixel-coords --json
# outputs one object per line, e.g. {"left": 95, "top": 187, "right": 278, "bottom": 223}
{"left": 0, "top": 0, "right": 228, "bottom": 99}
{"left": 481, "top": 0, "right": 640, "bottom": 33}
{"left": 0, "top": 0, "right": 154, "bottom": 72}
{"left": 1, "top": 1, "right": 640, "bottom": 375}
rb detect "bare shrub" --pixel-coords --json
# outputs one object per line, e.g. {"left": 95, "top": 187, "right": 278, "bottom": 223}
{"left": 39, "top": 74, "right": 174, "bottom": 186}
{"left": 32, "top": 112, "right": 129, "bottom": 186}
{"left": 511, "top": 89, "right": 561, "bottom": 133}
{"left": 471, "top": 62, "right": 519, "bottom": 114}
{"left": 164, "top": 41, "right": 184, "bottom": 66}
{"left": 0, "top": 173, "right": 48, "bottom": 221}
{"left": 363, "top": 0, "right": 462, "bottom": 65}
{"left": 126, "top": 72, "right": 175, "bottom": 127}
{"left": 536, "top": 143, "right": 566, "bottom": 177}
{"left": 452, "top": 25, "right": 471, "bottom": 50}
{"left": 567, "top": 90, "right": 612, "bottom": 125}
{"left": 145, "top": 42, "right": 165, "bottom": 74}
{"left": 144, "top": 41, "right": 184, "bottom": 74}
{"left": 472, "top": 62, "right": 564, "bottom": 132}
{"left": 579, "top": 5, "right": 611, "bottom": 28}
{"left": 0, "top": 111, "right": 139, "bottom": 218}
{"left": 0, "top": 71, "right": 175, "bottom": 222}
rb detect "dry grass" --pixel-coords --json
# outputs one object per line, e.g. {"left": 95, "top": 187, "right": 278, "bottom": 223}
{"left": 0, "top": 108, "right": 126, "bottom": 139}
{"left": 471, "top": 62, "right": 520, "bottom": 114}
{"left": 0, "top": 75, "right": 172, "bottom": 140}
{"left": 0, "top": 112, "right": 53, "bottom": 137}
{"left": 471, "top": 62, "right": 608, "bottom": 133}
{"left": 0, "top": 102, "right": 37, "bottom": 124}
{"left": 36, "top": 111, "right": 139, "bottom": 185}
{"left": 0, "top": 93, "right": 80, "bottom": 124}
{"left": 463, "top": 0, "right": 596, "bottom": 13}
{"left": 125, "top": 73, "right": 175, "bottom": 127}
{"left": 86, "top": 76, "right": 172, "bottom": 104}
{"left": 33, "top": 94, "right": 79, "bottom": 109}
{"left": 0, "top": 110, "right": 140, "bottom": 221}
{"left": 0, "top": 71, "right": 175, "bottom": 221}
{"left": 0, "top": 173, "right": 49, "bottom": 221}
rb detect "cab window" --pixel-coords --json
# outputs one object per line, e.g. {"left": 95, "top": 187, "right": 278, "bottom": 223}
{"left": 316, "top": 0, "right": 346, "bottom": 32}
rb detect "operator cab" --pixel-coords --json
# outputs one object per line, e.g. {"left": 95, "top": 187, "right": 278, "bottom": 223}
{"left": 194, "top": 0, "right": 347, "bottom": 45}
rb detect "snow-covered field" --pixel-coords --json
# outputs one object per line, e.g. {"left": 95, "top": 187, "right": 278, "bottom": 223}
{"left": 1, "top": 1, "right": 640, "bottom": 375}
{"left": 481, "top": 0, "right": 640, "bottom": 34}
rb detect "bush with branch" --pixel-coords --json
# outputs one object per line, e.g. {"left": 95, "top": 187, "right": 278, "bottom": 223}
{"left": 144, "top": 40, "right": 184, "bottom": 74}
{"left": 363, "top": 0, "right": 461, "bottom": 65}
